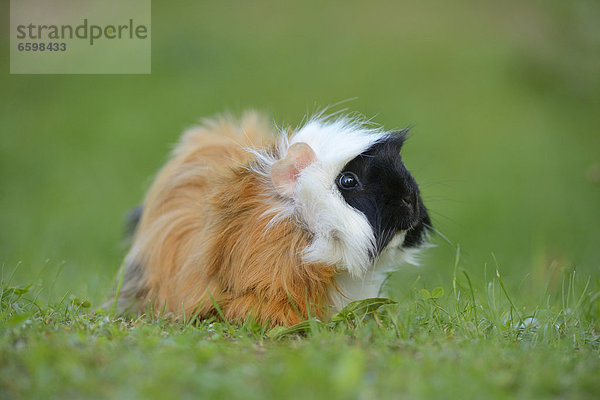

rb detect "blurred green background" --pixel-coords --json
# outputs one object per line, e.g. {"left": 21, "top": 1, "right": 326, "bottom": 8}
{"left": 1, "top": 0, "right": 599, "bottom": 305}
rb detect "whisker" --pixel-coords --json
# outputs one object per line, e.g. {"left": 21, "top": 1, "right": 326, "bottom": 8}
{"left": 424, "top": 223, "right": 455, "bottom": 247}
{"left": 427, "top": 209, "right": 461, "bottom": 225}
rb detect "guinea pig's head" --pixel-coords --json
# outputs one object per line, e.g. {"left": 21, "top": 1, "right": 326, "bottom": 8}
{"left": 261, "top": 115, "right": 431, "bottom": 277}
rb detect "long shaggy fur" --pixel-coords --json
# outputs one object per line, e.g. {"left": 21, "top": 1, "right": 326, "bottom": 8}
{"left": 116, "top": 112, "right": 336, "bottom": 326}
{"left": 113, "top": 111, "right": 428, "bottom": 327}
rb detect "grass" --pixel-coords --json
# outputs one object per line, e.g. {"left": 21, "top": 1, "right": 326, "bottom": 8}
{"left": 1, "top": 261, "right": 599, "bottom": 399}
{"left": 1, "top": 0, "right": 599, "bottom": 398}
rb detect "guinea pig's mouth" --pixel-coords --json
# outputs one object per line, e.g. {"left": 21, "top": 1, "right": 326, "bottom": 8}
{"left": 397, "top": 217, "right": 420, "bottom": 236}
{"left": 402, "top": 218, "right": 430, "bottom": 249}
{"left": 374, "top": 219, "right": 423, "bottom": 255}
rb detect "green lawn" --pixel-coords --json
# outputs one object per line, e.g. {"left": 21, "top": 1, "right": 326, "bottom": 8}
{"left": 1, "top": 1, "right": 599, "bottom": 399}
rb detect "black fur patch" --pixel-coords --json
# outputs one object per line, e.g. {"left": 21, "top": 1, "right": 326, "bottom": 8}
{"left": 124, "top": 205, "right": 143, "bottom": 238}
{"left": 336, "top": 132, "right": 431, "bottom": 255}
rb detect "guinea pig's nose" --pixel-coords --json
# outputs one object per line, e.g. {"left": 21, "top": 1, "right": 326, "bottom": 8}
{"left": 400, "top": 191, "right": 419, "bottom": 213}
{"left": 400, "top": 195, "right": 414, "bottom": 209}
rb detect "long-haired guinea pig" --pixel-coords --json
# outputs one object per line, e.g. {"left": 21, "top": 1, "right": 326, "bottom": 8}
{"left": 113, "top": 111, "right": 431, "bottom": 326}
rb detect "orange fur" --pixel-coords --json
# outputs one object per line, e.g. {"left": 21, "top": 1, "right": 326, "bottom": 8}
{"left": 117, "top": 112, "right": 336, "bottom": 326}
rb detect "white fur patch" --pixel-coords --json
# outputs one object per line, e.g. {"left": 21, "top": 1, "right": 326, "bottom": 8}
{"left": 328, "top": 231, "right": 428, "bottom": 311}
{"left": 291, "top": 117, "right": 392, "bottom": 276}
{"left": 289, "top": 117, "right": 387, "bottom": 175}
{"left": 250, "top": 115, "right": 391, "bottom": 277}
{"left": 296, "top": 165, "right": 375, "bottom": 277}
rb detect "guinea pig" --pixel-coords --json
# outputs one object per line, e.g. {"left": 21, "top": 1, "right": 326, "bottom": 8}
{"left": 113, "top": 111, "right": 431, "bottom": 326}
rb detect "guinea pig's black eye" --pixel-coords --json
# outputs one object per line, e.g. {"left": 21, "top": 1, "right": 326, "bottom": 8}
{"left": 337, "top": 172, "right": 360, "bottom": 190}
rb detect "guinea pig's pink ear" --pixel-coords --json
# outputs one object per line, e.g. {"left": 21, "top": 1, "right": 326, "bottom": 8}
{"left": 271, "top": 142, "right": 317, "bottom": 198}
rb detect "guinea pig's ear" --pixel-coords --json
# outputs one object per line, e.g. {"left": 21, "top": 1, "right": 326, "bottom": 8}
{"left": 389, "top": 128, "right": 409, "bottom": 149}
{"left": 271, "top": 142, "right": 317, "bottom": 198}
